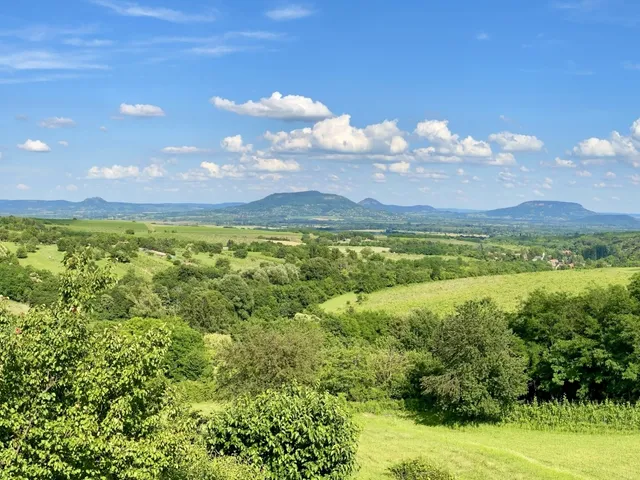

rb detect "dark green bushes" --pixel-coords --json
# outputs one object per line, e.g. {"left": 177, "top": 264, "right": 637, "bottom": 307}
{"left": 204, "top": 386, "right": 359, "bottom": 480}
{"left": 388, "top": 458, "right": 456, "bottom": 480}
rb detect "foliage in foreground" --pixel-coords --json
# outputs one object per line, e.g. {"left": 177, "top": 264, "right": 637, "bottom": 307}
{"left": 0, "top": 307, "right": 208, "bottom": 479}
{"left": 388, "top": 458, "right": 456, "bottom": 480}
{"left": 204, "top": 385, "right": 360, "bottom": 480}
{"left": 422, "top": 300, "right": 527, "bottom": 420}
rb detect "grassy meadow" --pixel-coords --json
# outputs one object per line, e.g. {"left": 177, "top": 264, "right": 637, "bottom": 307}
{"left": 356, "top": 413, "right": 640, "bottom": 479}
{"left": 5, "top": 299, "right": 29, "bottom": 315}
{"left": 58, "top": 219, "right": 303, "bottom": 244}
{"left": 321, "top": 267, "right": 640, "bottom": 315}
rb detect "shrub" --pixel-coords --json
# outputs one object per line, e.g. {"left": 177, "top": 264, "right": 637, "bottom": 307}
{"left": 123, "top": 317, "right": 211, "bottom": 381}
{"left": 388, "top": 458, "right": 456, "bottom": 480}
{"left": 15, "top": 246, "right": 27, "bottom": 259}
{"left": 422, "top": 300, "right": 527, "bottom": 421}
{"left": 204, "top": 385, "right": 359, "bottom": 480}
{"left": 233, "top": 248, "right": 248, "bottom": 259}
{"left": 216, "top": 319, "right": 324, "bottom": 397}
{"left": 179, "top": 289, "right": 239, "bottom": 333}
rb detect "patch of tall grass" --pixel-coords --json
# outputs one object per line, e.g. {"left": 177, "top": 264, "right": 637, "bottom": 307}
{"left": 504, "top": 400, "right": 640, "bottom": 433}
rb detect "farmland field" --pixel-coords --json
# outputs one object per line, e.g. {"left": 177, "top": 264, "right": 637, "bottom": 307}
{"left": 57, "top": 219, "right": 303, "bottom": 244}
{"left": 356, "top": 413, "right": 640, "bottom": 479}
{"left": 321, "top": 267, "right": 640, "bottom": 315}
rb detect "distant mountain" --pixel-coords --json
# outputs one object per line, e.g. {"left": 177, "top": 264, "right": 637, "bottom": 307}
{"left": 225, "top": 191, "right": 386, "bottom": 220}
{"left": 358, "top": 198, "right": 435, "bottom": 214}
{"left": 485, "top": 201, "right": 596, "bottom": 221}
{"left": 0, "top": 198, "right": 243, "bottom": 219}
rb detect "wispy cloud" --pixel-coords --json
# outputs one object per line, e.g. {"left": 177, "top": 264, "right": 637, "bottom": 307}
{"left": 623, "top": 61, "right": 640, "bottom": 71}
{"left": 265, "top": 5, "right": 315, "bottom": 21}
{"left": 0, "top": 51, "right": 108, "bottom": 71}
{"left": 0, "top": 73, "right": 90, "bottom": 85}
{"left": 63, "top": 38, "right": 115, "bottom": 47}
{"left": 0, "top": 25, "right": 98, "bottom": 42}
{"left": 476, "top": 32, "right": 490, "bottom": 41}
{"left": 191, "top": 46, "right": 253, "bottom": 56}
{"left": 91, "top": 0, "right": 215, "bottom": 23}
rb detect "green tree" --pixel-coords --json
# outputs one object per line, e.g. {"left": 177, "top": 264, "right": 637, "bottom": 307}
{"left": 422, "top": 300, "right": 527, "bottom": 420}
{"left": 233, "top": 249, "right": 248, "bottom": 259}
{"left": 216, "top": 274, "right": 254, "bottom": 320}
{"left": 216, "top": 319, "right": 325, "bottom": 397}
{"left": 179, "top": 289, "right": 239, "bottom": 333}
{"left": 15, "top": 246, "right": 27, "bottom": 259}
{"left": 204, "top": 385, "right": 359, "bottom": 480}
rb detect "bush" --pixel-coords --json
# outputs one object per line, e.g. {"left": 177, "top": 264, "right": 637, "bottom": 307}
{"left": 388, "top": 458, "right": 456, "bottom": 480}
{"left": 422, "top": 300, "right": 527, "bottom": 421}
{"left": 15, "top": 246, "right": 27, "bottom": 259}
{"left": 204, "top": 385, "right": 359, "bottom": 480}
{"left": 179, "top": 289, "right": 239, "bottom": 333}
{"left": 233, "top": 249, "right": 248, "bottom": 259}
{"left": 216, "top": 319, "right": 324, "bottom": 397}
{"left": 123, "top": 317, "right": 211, "bottom": 381}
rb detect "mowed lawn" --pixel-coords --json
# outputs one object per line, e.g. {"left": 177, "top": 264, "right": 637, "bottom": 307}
{"left": 322, "top": 267, "right": 640, "bottom": 315}
{"left": 356, "top": 413, "right": 640, "bottom": 479}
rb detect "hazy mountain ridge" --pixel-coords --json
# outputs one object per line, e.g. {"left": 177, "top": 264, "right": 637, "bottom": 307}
{"left": 0, "top": 197, "right": 243, "bottom": 218}
{"left": 1, "top": 194, "right": 638, "bottom": 229}
{"left": 358, "top": 198, "right": 435, "bottom": 214}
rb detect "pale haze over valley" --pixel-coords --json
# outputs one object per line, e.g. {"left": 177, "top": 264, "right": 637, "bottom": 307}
{"left": 2, "top": 0, "right": 640, "bottom": 211}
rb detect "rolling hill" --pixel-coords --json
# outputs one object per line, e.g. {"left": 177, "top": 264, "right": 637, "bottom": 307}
{"left": 0, "top": 197, "right": 243, "bottom": 219}
{"left": 358, "top": 198, "right": 435, "bottom": 214}
{"left": 484, "top": 200, "right": 639, "bottom": 226}
{"left": 485, "top": 201, "right": 595, "bottom": 220}
{"left": 224, "top": 191, "right": 389, "bottom": 220}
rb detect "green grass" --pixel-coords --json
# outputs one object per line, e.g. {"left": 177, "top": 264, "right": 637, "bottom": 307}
{"left": 192, "top": 251, "right": 285, "bottom": 271}
{"left": 356, "top": 413, "right": 640, "bottom": 479}
{"left": 57, "top": 219, "right": 303, "bottom": 244}
{"left": 5, "top": 299, "right": 29, "bottom": 315}
{"left": 321, "top": 267, "right": 640, "bottom": 316}
{"left": 1, "top": 242, "right": 66, "bottom": 273}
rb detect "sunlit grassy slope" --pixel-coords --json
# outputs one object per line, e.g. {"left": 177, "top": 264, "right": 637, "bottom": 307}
{"left": 356, "top": 413, "right": 640, "bottom": 479}
{"left": 321, "top": 268, "right": 640, "bottom": 316}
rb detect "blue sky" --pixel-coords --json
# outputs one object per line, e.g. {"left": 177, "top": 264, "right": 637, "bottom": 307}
{"left": 2, "top": 0, "right": 640, "bottom": 211}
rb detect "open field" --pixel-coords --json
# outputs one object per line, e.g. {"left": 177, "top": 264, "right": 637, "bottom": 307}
{"left": 321, "top": 267, "right": 640, "bottom": 316}
{"left": 356, "top": 413, "right": 640, "bottom": 479}
{"left": 5, "top": 299, "right": 29, "bottom": 315}
{"left": 57, "top": 219, "right": 303, "bottom": 244}
{"left": 190, "top": 250, "right": 285, "bottom": 271}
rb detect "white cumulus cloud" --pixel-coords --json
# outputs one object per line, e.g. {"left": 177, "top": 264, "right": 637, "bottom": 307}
{"left": 87, "top": 165, "right": 140, "bottom": 179}
{"left": 161, "top": 146, "right": 208, "bottom": 154}
{"left": 120, "top": 103, "right": 165, "bottom": 117}
{"left": 554, "top": 157, "right": 576, "bottom": 168}
{"left": 39, "top": 117, "right": 75, "bottom": 129}
{"left": 17, "top": 139, "right": 50, "bottom": 152}
{"left": 372, "top": 172, "right": 386, "bottom": 183}
{"left": 16, "top": 183, "right": 30, "bottom": 190}
{"left": 265, "top": 115, "right": 405, "bottom": 154}
{"left": 488, "top": 131, "right": 544, "bottom": 152}
{"left": 415, "top": 119, "right": 492, "bottom": 158}
{"left": 211, "top": 92, "right": 332, "bottom": 121}
{"left": 221, "top": 135, "right": 253, "bottom": 153}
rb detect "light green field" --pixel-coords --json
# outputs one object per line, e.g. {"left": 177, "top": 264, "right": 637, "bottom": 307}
{"left": 321, "top": 268, "right": 640, "bottom": 316}
{"left": 333, "top": 246, "right": 426, "bottom": 261}
{"left": 5, "top": 299, "right": 29, "bottom": 315}
{"left": 57, "top": 219, "right": 303, "bottom": 244}
{"left": 1, "top": 242, "right": 66, "bottom": 273}
{"left": 195, "top": 251, "right": 285, "bottom": 271}
{"left": 356, "top": 413, "right": 640, "bottom": 479}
